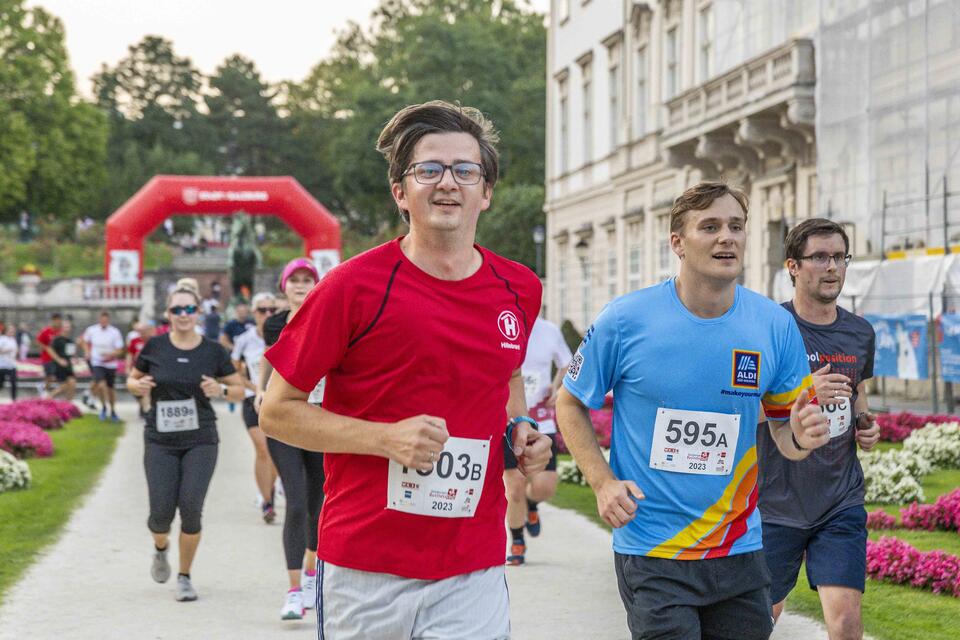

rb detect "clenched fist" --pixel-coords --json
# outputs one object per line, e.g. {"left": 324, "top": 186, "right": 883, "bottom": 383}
{"left": 791, "top": 388, "right": 829, "bottom": 451}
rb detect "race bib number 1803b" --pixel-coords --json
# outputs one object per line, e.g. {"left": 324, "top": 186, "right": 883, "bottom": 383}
{"left": 387, "top": 436, "right": 489, "bottom": 519}
{"left": 649, "top": 408, "right": 740, "bottom": 476}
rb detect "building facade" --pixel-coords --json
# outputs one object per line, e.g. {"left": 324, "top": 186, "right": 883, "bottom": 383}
{"left": 546, "top": 0, "right": 820, "bottom": 331}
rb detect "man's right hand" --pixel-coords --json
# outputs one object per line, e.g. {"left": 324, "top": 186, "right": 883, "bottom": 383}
{"left": 384, "top": 415, "right": 449, "bottom": 472}
{"left": 594, "top": 476, "right": 645, "bottom": 528}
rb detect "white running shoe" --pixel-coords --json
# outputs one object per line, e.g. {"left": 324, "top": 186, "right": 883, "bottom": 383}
{"left": 280, "top": 589, "right": 304, "bottom": 620}
{"left": 301, "top": 569, "right": 317, "bottom": 610}
{"left": 150, "top": 547, "right": 170, "bottom": 583}
{"left": 175, "top": 574, "right": 198, "bottom": 602}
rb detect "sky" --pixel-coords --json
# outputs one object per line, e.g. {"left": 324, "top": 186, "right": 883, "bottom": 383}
{"left": 29, "top": 0, "right": 551, "bottom": 97}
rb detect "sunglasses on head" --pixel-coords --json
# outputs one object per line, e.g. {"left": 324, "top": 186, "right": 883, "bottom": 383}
{"left": 168, "top": 305, "right": 198, "bottom": 316}
{"left": 255, "top": 306, "right": 277, "bottom": 314}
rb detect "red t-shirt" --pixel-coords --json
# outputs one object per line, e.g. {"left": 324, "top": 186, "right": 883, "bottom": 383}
{"left": 266, "top": 238, "right": 541, "bottom": 579}
{"left": 37, "top": 326, "right": 56, "bottom": 363}
{"left": 128, "top": 336, "right": 145, "bottom": 359}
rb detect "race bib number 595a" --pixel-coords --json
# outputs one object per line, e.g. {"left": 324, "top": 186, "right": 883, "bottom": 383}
{"left": 649, "top": 408, "right": 740, "bottom": 476}
{"left": 387, "top": 436, "right": 488, "bottom": 519}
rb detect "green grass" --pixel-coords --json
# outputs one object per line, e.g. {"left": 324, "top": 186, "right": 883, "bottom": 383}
{"left": 0, "top": 240, "right": 172, "bottom": 281}
{"left": 0, "top": 416, "right": 123, "bottom": 602}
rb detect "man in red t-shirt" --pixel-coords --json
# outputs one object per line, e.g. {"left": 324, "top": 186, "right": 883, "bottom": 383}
{"left": 262, "top": 101, "right": 551, "bottom": 639}
{"left": 36, "top": 312, "right": 63, "bottom": 395}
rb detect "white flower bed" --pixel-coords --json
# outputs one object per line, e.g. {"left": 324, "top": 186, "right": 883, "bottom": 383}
{"left": 0, "top": 449, "right": 31, "bottom": 493}
{"left": 860, "top": 421, "right": 960, "bottom": 504}
{"left": 558, "top": 448, "right": 610, "bottom": 486}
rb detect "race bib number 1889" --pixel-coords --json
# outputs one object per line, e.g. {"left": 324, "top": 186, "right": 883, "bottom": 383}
{"left": 387, "top": 436, "right": 489, "bottom": 519}
{"left": 649, "top": 408, "right": 740, "bottom": 476}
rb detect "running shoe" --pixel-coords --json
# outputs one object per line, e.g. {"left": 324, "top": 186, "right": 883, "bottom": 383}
{"left": 525, "top": 510, "right": 542, "bottom": 537}
{"left": 98, "top": 407, "right": 107, "bottom": 421}
{"left": 110, "top": 412, "right": 120, "bottom": 423}
{"left": 262, "top": 501, "right": 276, "bottom": 524}
{"left": 506, "top": 542, "right": 526, "bottom": 566}
{"left": 150, "top": 547, "right": 170, "bottom": 583}
{"left": 175, "top": 575, "right": 198, "bottom": 602}
{"left": 301, "top": 568, "right": 317, "bottom": 610}
{"left": 35, "top": 382, "right": 47, "bottom": 399}
{"left": 281, "top": 588, "right": 304, "bottom": 620}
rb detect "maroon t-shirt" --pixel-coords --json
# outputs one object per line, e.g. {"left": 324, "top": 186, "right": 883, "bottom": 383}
{"left": 265, "top": 238, "right": 541, "bottom": 579}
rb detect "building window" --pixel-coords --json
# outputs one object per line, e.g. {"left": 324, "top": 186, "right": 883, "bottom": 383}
{"left": 657, "top": 213, "right": 672, "bottom": 279}
{"left": 608, "top": 43, "right": 620, "bottom": 151}
{"left": 558, "top": 243, "right": 568, "bottom": 321}
{"left": 559, "top": 78, "right": 569, "bottom": 174}
{"left": 581, "top": 254, "right": 592, "bottom": 329}
{"left": 698, "top": 4, "right": 713, "bottom": 83}
{"left": 607, "top": 244, "right": 617, "bottom": 299}
{"left": 664, "top": 27, "right": 678, "bottom": 100}
{"left": 627, "top": 220, "right": 643, "bottom": 290}
{"left": 635, "top": 46, "right": 647, "bottom": 137}
{"left": 581, "top": 60, "right": 593, "bottom": 164}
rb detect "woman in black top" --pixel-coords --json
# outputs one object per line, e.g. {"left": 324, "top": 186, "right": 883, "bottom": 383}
{"left": 256, "top": 258, "right": 326, "bottom": 620}
{"left": 127, "top": 285, "right": 245, "bottom": 602}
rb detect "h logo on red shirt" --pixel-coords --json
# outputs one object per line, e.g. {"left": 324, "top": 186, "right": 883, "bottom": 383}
{"left": 498, "top": 311, "right": 520, "bottom": 341}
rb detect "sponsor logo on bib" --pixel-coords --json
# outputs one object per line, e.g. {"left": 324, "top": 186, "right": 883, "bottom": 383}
{"left": 731, "top": 350, "right": 761, "bottom": 389}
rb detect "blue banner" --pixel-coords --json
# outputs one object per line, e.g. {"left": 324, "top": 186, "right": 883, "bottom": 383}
{"left": 940, "top": 314, "right": 960, "bottom": 382}
{"left": 864, "top": 314, "right": 929, "bottom": 380}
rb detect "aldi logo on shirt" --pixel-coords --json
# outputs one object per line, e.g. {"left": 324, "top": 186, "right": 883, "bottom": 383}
{"left": 731, "top": 350, "right": 761, "bottom": 389}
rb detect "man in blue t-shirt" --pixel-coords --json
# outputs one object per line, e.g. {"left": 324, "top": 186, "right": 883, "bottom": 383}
{"left": 758, "top": 219, "right": 880, "bottom": 640}
{"left": 557, "top": 182, "right": 830, "bottom": 640}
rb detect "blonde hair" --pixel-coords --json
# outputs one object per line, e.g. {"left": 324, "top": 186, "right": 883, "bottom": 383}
{"left": 166, "top": 278, "right": 201, "bottom": 308}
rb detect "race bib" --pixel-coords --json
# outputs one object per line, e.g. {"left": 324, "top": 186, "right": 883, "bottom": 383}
{"left": 156, "top": 398, "right": 200, "bottom": 433}
{"left": 522, "top": 372, "right": 542, "bottom": 404}
{"left": 649, "top": 408, "right": 740, "bottom": 476}
{"left": 822, "top": 398, "right": 852, "bottom": 438}
{"left": 64, "top": 343, "right": 76, "bottom": 357}
{"left": 387, "top": 436, "right": 489, "bottom": 518}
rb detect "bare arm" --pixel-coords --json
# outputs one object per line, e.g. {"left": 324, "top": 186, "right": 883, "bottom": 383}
{"left": 260, "top": 370, "right": 448, "bottom": 472}
{"left": 556, "top": 387, "right": 644, "bottom": 528}
{"left": 766, "top": 388, "right": 830, "bottom": 461}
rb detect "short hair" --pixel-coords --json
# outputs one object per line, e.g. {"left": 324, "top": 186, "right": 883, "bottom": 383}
{"left": 51, "top": 312, "right": 62, "bottom": 321}
{"left": 250, "top": 292, "right": 275, "bottom": 309}
{"left": 784, "top": 218, "right": 851, "bottom": 285}
{"left": 376, "top": 100, "right": 500, "bottom": 223}
{"left": 670, "top": 182, "right": 749, "bottom": 235}
{"left": 98, "top": 309, "right": 110, "bottom": 318}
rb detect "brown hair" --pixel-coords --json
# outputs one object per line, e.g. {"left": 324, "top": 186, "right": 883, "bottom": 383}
{"left": 784, "top": 218, "right": 851, "bottom": 285}
{"left": 670, "top": 182, "right": 749, "bottom": 234}
{"left": 376, "top": 100, "right": 500, "bottom": 223}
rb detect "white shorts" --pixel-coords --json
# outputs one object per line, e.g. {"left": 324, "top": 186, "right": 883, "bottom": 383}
{"left": 317, "top": 561, "right": 510, "bottom": 640}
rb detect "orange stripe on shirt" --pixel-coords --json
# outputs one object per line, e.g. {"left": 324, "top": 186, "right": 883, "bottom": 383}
{"left": 647, "top": 448, "right": 758, "bottom": 558}
{"left": 761, "top": 374, "right": 814, "bottom": 420}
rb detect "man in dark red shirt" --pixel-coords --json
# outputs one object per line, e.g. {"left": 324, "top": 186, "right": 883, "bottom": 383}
{"left": 262, "top": 101, "right": 551, "bottom": 639}
{"left": 36, "top": 312, "right": 63, "bottom": 396}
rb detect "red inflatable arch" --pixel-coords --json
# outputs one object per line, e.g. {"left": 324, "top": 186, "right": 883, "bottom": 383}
{"left": 104, "top": 175, "right": 341, "bottom": 282}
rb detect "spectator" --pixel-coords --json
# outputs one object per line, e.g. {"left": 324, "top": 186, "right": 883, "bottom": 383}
{"left": 220, "top": 302, "right": 254, "bottom": 350}
{"left": 0, "top": 324, "right": 18, "bottom": 400}
{"left": 17, "top": 323, "right": 31, "bottom": 360}
{"left": 203, "top": 302, "right": 221, "bottom": 341}
{"left": 18, "top": 210, "right": 31, "bottom": 243}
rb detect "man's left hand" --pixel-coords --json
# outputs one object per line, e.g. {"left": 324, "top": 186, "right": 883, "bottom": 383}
{"left": 855, "top": 411, "right": 880, "bottom": 451}
{"left": 511, "top": 422, "right": 552, "bottom": 476}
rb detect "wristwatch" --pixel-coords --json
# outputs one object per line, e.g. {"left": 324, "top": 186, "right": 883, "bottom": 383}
{"left": 220, "top": 383, "right": 229, "bottom": 398}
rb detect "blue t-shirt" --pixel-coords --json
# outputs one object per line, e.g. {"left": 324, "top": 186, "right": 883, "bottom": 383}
{"left": 563, "top": 279, "right": 812, "bottom": 560}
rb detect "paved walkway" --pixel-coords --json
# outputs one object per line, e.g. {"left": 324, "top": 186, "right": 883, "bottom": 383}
{"left": 0, "top": 402, "right": 831, "bottom": 639}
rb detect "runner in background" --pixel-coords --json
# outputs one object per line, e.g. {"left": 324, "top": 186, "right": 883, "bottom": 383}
{"left": 231, "top": 292, "right": 279, "bottom": 525}
{"left": 50, "top": 319, "right": 78, "bottom": 401}
{"left": 0, "top": 324, "right": 18, "bottom": 400}
{"left": 257, "top": 260, "right": 325, "bottom": 621}
{"left": 758, "top": 218, "right": 880, "bottom": 640}
{"left": 127, "top": 322, "right": 155, "bottom": 418}
{"left": 36, "top": 312, "right": 63, "bottom": 397}
{"left": 82, "top": 310, "right": 125, "bottom": 422}
{"left": 126, "top": 283, "right": 245, "bottom": 602}
{"left": 504, "top": 316, "right": 572, "bottom": 565}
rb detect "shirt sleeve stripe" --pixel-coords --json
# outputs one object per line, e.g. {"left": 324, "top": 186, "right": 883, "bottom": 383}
{"left": 761, "top": 374, "right": 814, "bottom": 417}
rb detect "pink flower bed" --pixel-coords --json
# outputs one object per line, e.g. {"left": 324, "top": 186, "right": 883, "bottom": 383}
{"left": 877, "top": 412, "right": 957, "bottom": 442}
{"left": 555, "top": 406, "right": 612, "bottom": 454}
{"left": 866, "top": 510, "right": 898, "bottom": 530}
{"left": 900, "top": 490, "right": 960, "bottom": 532}
{"left": 0, "top": 399, "right": 79, "bottom": 430}
{"left": 867, "top": 536, "right": 960, "bottom": 597}
{"left": 0, "top": 420, "right": 54, "bottom": 458}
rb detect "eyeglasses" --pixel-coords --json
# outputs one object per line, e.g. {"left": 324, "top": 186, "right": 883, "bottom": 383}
{"left": 798, "top": 253, "right": 852, "bottom": 268}
{"left": 254, "top": 307, "right": 277, "bottom": 315}
{"left": 168, "top": 305, "right": 198, "bottom": 316}
{"left": 403, "top": 162, "right": 485, "bottom": 186}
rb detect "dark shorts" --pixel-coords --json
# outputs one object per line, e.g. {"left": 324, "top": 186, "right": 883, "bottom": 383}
{"left": 242, "top": 396, "right": 258, "bottom": 429}
{"left": 42, "top": 361, "right": 58, "bottom": 378}
{"left": 762, "top": 505, "right": 868, "bottom": 604}
{"left": 615, "top": 550, "right": 774, "bottom": 640}
{"left": 91, "top": 366, "right": 117, "bottom": 387}
{"left": 54, "top": 366, "right": 74, "bottom": 382}
{"left": 504, "top": 432, "right": 558, "bottom": 472}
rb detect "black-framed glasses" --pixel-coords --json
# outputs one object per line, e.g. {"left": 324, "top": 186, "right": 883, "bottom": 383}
{"left": 168, "top": 305, "right": 198, "bottom": 316}
{"left": 254, "top": 306, "right": 277, "bottom": 315}
{"left": 403, "top": 162, "right": 485, "bottom": 186}
{"left": 798, "top": 253, "right": 852, "bottom": 268}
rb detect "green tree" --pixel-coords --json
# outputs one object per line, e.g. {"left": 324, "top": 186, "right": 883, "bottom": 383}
{"left": 286, "top": 0, "right": 546, "bottom": 237}
{"left": 0, "top": 0, "right": 107, "bottom": 219}
{"left": 205, "top": 55, "right": 291, "bottom": 176}
{"left": 475, "top": 183, "right": 545, "bottom": 271}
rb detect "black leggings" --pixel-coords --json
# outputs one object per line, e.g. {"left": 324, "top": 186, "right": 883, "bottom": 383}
{"left": 0, "top": 368, "right": 16, "bottom": 400}
{"left": 144, "top": 442, "right": 218, "bottom": 535}
{"left": 267, "top": 438, "right": 325, "bottom": 570}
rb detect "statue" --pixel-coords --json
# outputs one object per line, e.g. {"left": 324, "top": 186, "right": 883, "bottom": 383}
{"left": 228, "top": 212, "right": 261, "bottom": 304}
